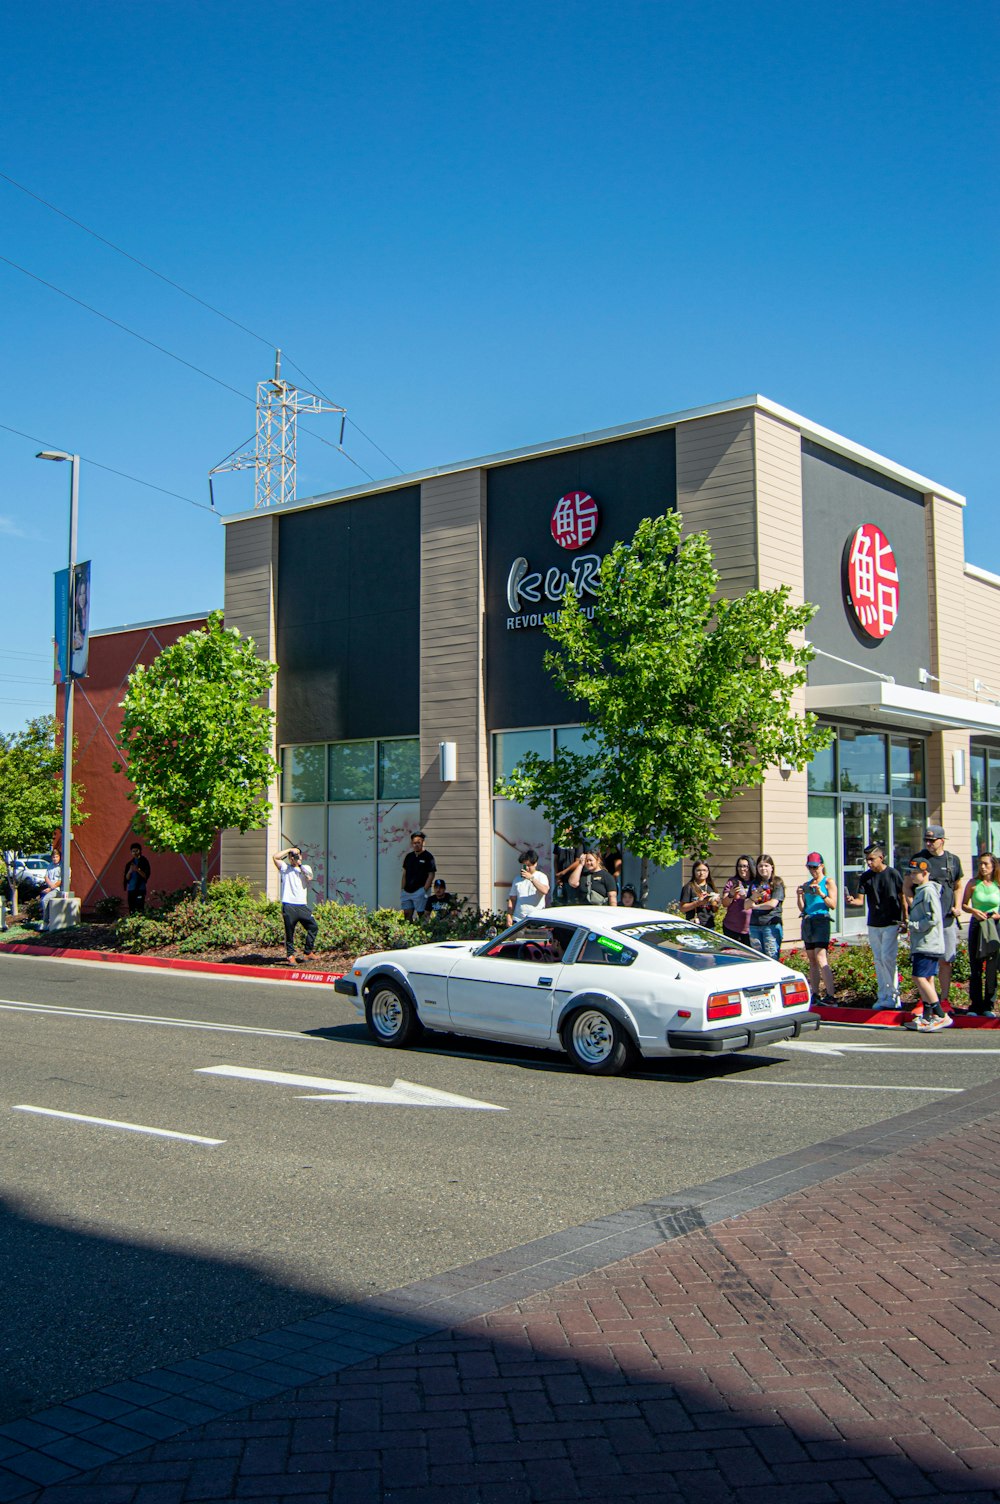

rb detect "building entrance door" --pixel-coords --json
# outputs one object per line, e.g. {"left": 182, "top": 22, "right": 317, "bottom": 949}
{"left": 841, "top": 799, "right": 890, "bottom": 936}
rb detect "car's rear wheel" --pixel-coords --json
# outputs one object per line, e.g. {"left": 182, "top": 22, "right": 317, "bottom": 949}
{"left": 365, "top": 979, "right": 423, "bottom": 1048}
{"left": 562, "top": 1007, "right": 637, "bottom": 1075}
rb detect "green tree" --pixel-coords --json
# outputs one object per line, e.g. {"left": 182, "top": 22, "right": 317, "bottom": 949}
{"left": 495, "top": 511, "right": 832, "bottom": 886}
{"left": 0, "top": 715, "right": 86, "bottom": 917}
{"left": 116, "top": 611, "right": 279, "bottom": 897}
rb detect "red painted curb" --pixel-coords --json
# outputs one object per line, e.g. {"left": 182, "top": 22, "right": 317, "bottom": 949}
{"left": 0, "top": 942, "right": 342, "bottom": 986}
{"left": 812, "top": 1002, "right": 1000, "bottom": 1028}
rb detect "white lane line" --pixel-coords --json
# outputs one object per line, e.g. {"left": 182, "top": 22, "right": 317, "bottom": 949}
{"left": 781, "top": 1040, "right": 1000, "bottom": 1055}
{"left": 0, "top": 999, "right": 321, "bottom": 1040}
{"left": 728, "top": 1080, "right": 962, "bottom": 1093}
{"left": 11, "top": 1105, "right": 225, "bottom": 1144}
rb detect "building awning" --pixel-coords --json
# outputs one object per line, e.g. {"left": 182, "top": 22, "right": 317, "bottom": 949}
{"left": 805, "top": 681, "right": 1000, "bottom": 736}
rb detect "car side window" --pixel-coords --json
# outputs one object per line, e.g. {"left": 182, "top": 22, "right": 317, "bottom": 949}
{"left": 577, "top": 933, "right": 637, "bottom": 967}
{"left": 483, "top": 921, "right": 578, "bottom": 962}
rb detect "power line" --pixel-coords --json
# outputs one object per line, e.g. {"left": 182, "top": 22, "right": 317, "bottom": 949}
{"left": 0, "top": 421, "right": 217, "bottom": 517}
{"left": 0, "top": 675, "right": 52, "bottom": 685}
{"left": 1, "top": 168, "right": 407, "bottom": 475}
{"left": 0, "top": 649, "right": 51, "bottom": 661}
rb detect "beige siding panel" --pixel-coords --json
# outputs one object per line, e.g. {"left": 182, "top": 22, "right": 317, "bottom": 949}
{"left": 419, "top": 470, "right": 491, "bottom": 906}
{"left": 222, "top": 515, "right": 280, "bottom": 895}
{"left": 965, "top": 574, "right": 1000, "bottom": 687}
{"left": 926, "top": 495, "right": 969, "bottom": 689}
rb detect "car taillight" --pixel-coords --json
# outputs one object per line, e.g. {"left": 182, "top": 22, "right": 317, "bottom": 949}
{"left": 781, "top": 978, "right": 810, "bottom": 1008}
{"left": 707, "top": 991, "right": 742, "bottom": 1020}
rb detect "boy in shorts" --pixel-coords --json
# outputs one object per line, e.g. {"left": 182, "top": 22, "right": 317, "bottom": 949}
{"left": 904, "top": 858, "right": 953, "bottom": 1031}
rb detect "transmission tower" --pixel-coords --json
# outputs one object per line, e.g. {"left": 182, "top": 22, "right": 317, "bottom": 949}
{"left": 210, "top": 350, "right": 345, "bottom": 509}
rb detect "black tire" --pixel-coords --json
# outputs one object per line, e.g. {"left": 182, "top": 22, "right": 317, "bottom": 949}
{"left": 561, "top": 1006, "right": 638, "bottom": 1076}
{"left": 364, "top": 978, "right": 424, "bottom": 1048}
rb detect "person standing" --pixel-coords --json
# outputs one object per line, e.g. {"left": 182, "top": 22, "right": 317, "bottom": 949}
{"left": 960, "top": 851, "right": 1000, "bottom": 1016}
{"left": 400, "top": 831, "right": 436, "bottom": 920}
{"left": 122, "top": 842, "right": 152, "bottom": 915}
{"left": 506, "top": 849, "right": 550, "bottom": 925}
{"left": 679, "top": 861, "right": 720, "bottom": 929}
{"left": 748, "top": 854, "right": 785, "bottom": 959}
{"left": 912, "top": 824, "right": 963, "bottom": 1008}
{"left": 844, "top": 843, "right": 905, "bottom": 1010}
{"left": 271, "top": 845, "right": 318, "bottom": 963}
{"left": 796, "top": 853, "right": 838, "bottom": 1003}
{"left": 721, "top": 856, "right": 756, "bottom": 944}
{"left": 903, "top": 857, "right": 952, "bottom": 1030}
{"left": 568, "top": 850, "right": 618, "bottom": 906}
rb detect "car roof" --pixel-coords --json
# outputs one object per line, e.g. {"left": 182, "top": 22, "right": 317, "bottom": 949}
{"left": 530, "top": 906, "right": 677, "bottom": 931}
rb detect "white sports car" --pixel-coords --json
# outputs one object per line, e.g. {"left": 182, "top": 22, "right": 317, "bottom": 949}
{"left": 334, "top": 906, "right": 819, "bottom": 1075}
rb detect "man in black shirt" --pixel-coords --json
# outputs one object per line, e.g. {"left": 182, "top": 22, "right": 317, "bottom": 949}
{"left": 400, "top": 831, "right": 436, "bottom": 920}
{"left": 912, "top": 824, "right": 963, "bottom": 1007}
{"left": 846, "top": 843, "right": 904, "bottom": 1010}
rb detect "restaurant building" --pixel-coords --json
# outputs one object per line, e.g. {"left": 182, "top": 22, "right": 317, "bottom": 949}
{"left": 220, "top": 394, "right": 1000, "bottom": 939}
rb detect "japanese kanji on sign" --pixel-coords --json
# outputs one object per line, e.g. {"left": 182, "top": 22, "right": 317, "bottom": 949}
{"left": 844, "top": 523, "right": 900, "bottom": 641}
{"left": 550, "top": 491, "right": 600, "bottom": 551}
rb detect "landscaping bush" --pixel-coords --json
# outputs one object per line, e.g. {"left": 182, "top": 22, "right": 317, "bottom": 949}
{"left": 93, "top": 895, "right": 122, "bottom": 922}
{"left": 783, "top": 937, "right": 970, "bottom": 1005}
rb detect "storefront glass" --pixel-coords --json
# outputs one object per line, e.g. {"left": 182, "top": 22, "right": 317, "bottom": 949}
{"left": 806, "top": 728, "right": 927, "bottom": 932}
{"left": 280, "top": 737, "right": 420, "bottom": 906}
{"left": 970, "top": 743, "right": 1000, "bottom": 863}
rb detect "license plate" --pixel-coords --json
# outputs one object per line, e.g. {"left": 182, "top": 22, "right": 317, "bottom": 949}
{"left": 747, "top": 995, "right": 774, "bottom": 1016}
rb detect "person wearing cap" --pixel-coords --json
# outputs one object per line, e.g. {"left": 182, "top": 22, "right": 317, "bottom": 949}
{"left": 912, "top": 825, "right": 963, "bottom": 1008}
{"left": 903, "top": 858, "right": 952, "bottom": 1030}
{"left": 845, "top": 843, "right": 905, "bottom": 1010}
{"left": 796, "top": 853, "right": 838, "bottom": 1004}
{"left": 428, "top": 878, "right": 458, "bottom": 916}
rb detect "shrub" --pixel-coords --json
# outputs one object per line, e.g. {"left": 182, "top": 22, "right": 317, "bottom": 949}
{"left": 783, "top": 936, "right": 971, "bottom": 1005}
{"left": 93, "top": 895, "right": 122, "bottom": 922}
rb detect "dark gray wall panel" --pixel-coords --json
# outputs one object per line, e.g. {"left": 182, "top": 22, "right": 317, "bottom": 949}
{"left": 802, "top": 441, "right": 930, "bottom": 688}
{"left": 486, "top": 429, "right": 677, "bottom": 730}
{"left": 277, "top": 487, "right": 420, "bottom": 743}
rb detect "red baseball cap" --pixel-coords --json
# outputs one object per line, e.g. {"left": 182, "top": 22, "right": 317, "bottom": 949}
{"left": 805, "top": 852, "right": 824, "bottom": 866}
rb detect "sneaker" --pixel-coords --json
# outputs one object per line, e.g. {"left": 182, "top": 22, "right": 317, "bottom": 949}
{"left": 930, "top": 1014, "right": 954, "bottom": 1029}
{"left": 904, "top": 1015, "right": 929, "bottom": 1031}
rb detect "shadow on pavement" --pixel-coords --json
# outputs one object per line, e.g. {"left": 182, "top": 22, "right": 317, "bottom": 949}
{"left": 1, "top": 1163, "right": 996, "bottom": 1503}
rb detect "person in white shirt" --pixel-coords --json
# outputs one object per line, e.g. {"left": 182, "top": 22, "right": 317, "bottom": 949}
{"left": 506, "top": 849, "right": 550, "bottom": 926}
{"left": 272, "top": 846, "right": 318, "bottom": 962}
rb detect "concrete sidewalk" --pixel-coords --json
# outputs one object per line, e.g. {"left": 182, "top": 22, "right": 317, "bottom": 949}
{"left": 5, "top": 1083, "right": 1000, "bottom": 1503}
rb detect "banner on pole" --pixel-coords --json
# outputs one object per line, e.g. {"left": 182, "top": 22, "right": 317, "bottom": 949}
{"left": 53, "top": 561, "right": 91, "bottom": 683}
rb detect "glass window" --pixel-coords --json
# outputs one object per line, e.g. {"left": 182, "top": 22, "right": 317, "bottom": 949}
{"left": 970, "top": 747, "right": 987, "bottom": 804}
{"left": 281, "top": 744, "right": 326, "bottom": 803}
{"left": 480, "top": 920, "right": 578, "bottom": 962}
{"left": 376, "top": 802, "right": 421, "bottom": 907}
{"left": 328, "top": 741, "right": 375, "bottom": 802}
{"left": 989, "top": 752, "right": 1000, "bottom": 806}
{"left": 807, "top": 741, "right": 836, "bottom": 794}
{"left": 972, "top": 806, "right": 989, "bottom": 860}
{"left": 378, "top": 739, "right": 419, "bottom": 800}
{"left": 328, "top": 803, "right": 376, "bottom": 907}
{"left": 617, "top": 920, "right": 768, "bottom": 969}
{"left": 838, "top": 731, "right": 887, "bottom": 794}
{"left": 577, "top": 932, "right": 637, "bottom": 966}
{"left": 807, "top": 795, "right": 837, "bottom": 877}
{"left": 493, "top": 729, "right": 551, "bottom": 781}
{"left": 555, "top": 725, "right": 591, "bottom": 758}
{"left": 890, "top": 738, "right": 925, "bottom": 798}
{"left": 892, "top": 801, "right": 926, "bottom": 872}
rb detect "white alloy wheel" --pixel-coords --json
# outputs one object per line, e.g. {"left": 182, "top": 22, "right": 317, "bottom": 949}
{"left": 364, "top": 979, "right": 422, "bottom": 1047}
{"left": 563, "top": 1006, "right": 635, "bottom": 1075}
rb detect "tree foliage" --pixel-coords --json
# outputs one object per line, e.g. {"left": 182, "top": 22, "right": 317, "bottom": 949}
{"left": 0, "top": 715, "right": 86, "bottom": 913}
{"left": 116, "top": 611, "right": 279, "bottom": 895}
{"left": 494, "top": 511, "right": 832, "bottom": 868}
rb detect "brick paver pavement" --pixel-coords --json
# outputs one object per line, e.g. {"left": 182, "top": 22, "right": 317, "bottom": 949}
{"left": 6, "top": 1085, "right": 1000, "bottom": 1503}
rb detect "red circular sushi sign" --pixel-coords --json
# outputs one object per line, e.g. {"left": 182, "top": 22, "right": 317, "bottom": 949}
{"left": 550, "top": 491, "right": 600, "bottom": 550}
{"left": 844, "top": 523, "right": 900, "bottom": 640}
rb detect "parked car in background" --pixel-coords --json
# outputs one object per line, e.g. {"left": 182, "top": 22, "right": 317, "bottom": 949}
{"left": 336, "top": 906, "right": 819, "bottom": 1075}
{"left": 4, "top": 854, "right": 52, "bottom": 899}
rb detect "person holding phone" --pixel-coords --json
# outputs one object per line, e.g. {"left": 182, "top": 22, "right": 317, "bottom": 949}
{"left": 272, "top": 845, "right": 318, "bottom": 962}
{"left": 506, "top": 849, "right": 550, "bottom": 925}
{"left": 797, "top": 852, "right": 837, "bottom": 1003}
{"left": 680, "top": 860, "right": 720, "bottom": 929}
{"left": 721, "top": 855, "right": 756, "bottom": 944}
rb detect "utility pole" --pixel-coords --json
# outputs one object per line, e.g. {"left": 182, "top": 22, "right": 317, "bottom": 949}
{"left": 210, "top": 351, "right": 345, "bottom": 509}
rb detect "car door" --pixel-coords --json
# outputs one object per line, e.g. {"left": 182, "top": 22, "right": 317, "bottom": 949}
{"left": 445, "top": 920, "right": 579, "bottom": 1044}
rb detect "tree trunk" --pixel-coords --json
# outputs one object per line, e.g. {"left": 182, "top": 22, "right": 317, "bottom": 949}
{"left": 4, "top": 854, "right": 19, "bottom": 920}
{"left": 200, "top": 849, "right": 208, "bottom": 901}
{"left": 640, "top": 855, "right": 650, "bottom": 906}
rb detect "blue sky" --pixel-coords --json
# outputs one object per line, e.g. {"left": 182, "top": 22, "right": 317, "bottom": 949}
{"left": 2, "top": 0, "right": 997, "bottom": 733}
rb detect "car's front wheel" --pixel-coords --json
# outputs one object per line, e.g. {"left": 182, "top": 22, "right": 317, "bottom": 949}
{"left": 562, "top": 1007, "right": 637, "bottom": 1076}
{"left": 364, "top": 979, "right": 423, "bottom": 1048}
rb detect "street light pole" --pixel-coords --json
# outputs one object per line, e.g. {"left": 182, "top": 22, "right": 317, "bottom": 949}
{"left": 36, "top": 450, "right": 79, "bottom": 901}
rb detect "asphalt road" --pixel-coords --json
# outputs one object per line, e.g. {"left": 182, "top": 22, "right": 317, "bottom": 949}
{"left": 2, "top": 952, "right": 999, "bottom": 1422}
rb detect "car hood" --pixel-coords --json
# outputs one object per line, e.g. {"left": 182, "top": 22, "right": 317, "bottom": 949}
{"left": 352, "top": 939, "right": 483, "bottom": 972}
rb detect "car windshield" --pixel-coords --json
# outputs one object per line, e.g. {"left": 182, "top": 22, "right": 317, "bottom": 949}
{"left": 615, "top": 921, "right": 770, "bottom": 970}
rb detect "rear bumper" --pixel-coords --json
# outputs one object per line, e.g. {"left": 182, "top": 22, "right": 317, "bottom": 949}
{"left": 666, "top": 1012, "right": 820, "bottom": 1053}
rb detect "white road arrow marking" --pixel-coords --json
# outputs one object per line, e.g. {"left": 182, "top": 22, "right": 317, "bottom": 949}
{"left": 197, "top": 1064, "right": 506, "bottom": 1111}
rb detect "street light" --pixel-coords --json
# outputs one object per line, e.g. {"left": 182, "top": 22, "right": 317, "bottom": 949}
{"left": 36, "top": 449, "right": 79, "bottom": 906}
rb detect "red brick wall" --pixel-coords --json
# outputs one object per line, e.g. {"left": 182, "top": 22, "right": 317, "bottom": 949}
{"left": 55, "top": 618, "right": 220, "bottom": 914}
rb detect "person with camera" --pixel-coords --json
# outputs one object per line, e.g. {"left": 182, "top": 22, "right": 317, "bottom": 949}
{"left": 796, "top": 852, "right": 838, "bottom": 1003}
{"left": 506, "top": 849, "right": 550, "bottom": 925}
{"left": 721, "top": 855, "right": 756, "bottom": 945}
{"left": 272, "top": 845, "right": 318, "bottom": 963}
